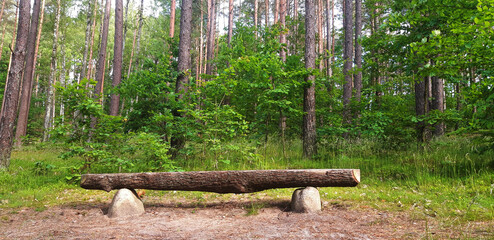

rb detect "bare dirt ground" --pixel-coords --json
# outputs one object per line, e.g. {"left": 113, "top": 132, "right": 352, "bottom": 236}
{"left": 0, "top": 194, "right": 492, "bottom": 240}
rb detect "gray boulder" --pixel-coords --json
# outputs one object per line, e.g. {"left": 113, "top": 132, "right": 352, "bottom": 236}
{"left": 290, "top": 187, "right": 321, "bottom": 213}
{"left": 107, "top": 188, "right": 145, "bottom": 218}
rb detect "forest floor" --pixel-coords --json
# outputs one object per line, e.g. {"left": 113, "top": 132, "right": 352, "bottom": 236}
{"left": 1, "top": 191, "right": 493, "bottom": 240}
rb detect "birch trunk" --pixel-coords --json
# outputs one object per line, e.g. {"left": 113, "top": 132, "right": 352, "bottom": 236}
{"left": 42, "top": 0, "right": 61, "bottom": 142}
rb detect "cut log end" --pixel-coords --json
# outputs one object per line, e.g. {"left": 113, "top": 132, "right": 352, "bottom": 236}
{"left": 353, "top": 169, "right": 360, "bottom": 183}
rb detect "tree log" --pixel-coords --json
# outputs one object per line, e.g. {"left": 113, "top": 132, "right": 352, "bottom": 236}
{"left": 81, "top": 169, "right": 360, "bottom": 193}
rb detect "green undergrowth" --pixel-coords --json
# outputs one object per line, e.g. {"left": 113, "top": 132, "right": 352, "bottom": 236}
{"left": 0, "top": 136, "right": 493, "bottom": 224}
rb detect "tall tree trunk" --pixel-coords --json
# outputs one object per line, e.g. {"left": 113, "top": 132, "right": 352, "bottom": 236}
{"left": 198, "top": 5, "right": 204, "bottom": 84}
{"left": 432, "top": 75, "right": 445, "bottom": 137}
{"left": 80, "top": 0, "right": 94, "bottom": 81}
{"left": 170, "top": 0, "right": 193, "bottom": 158}
{"left": 206, "top": 0, "right": 215, "bottom": 75}
{"left": 279, "top": 0, "right": 287, "bottom": 152}
{"left": 14, "top": 0, "right": 41, "bottom": 147}
{"left": 127, "top": 17, "right": 138, "bottom": 77}
{"left": 303, "top": 0, "right": 317, "bottom": 158}
{"left": 265, "top": 0, "right": 269, "bottom": 26}
{"left": 170, "top": 0, "right": 176, "bottom": 38}
{"left": 134, "top": 0, "right": 143, "bottom": 69}
{"left": 228, "top": 0, "right": 233, "bottom": 46}
{"left": 254, "top": 0, "right": 258, "bottom": 29}
{"left": 0, "top": 0, "right": 30, "bottom": 168}
{"left": 0, "top": 24, "right": 5, "bottom": 62}
{"left": 455, "top": 81, "right": 461, "bottom": 130}
{"left": 342, "top": 0, "right": 353, "bottom": 138}
{"left": 0, "top": 0, "right": 5, "bottom": 27}
{"left": 94, "top": 0, "right": 111, "bottom": 103}
{"left": 326, "top": 0, "right": 332, "bottom": 77}
{"left": 122, "top": 0, "right": 131, "bottom": 52}
{"left": 353, "top": 0, "right": 362, "bottom": 103}
{"left": 59, "top": 42, "right": 66, "bottom": 122}
{"left": 31, "top": 0, "right": 45, "bottom": 84}
{"left": 109, "top": 0, "right": 123, "bottom": 116}
{"left": 279, "top": 0, "right": 286, "bottom": 61}
{"left": 415, "top": 76, "right": 426, "bottom": 142}
{"left": 86, "top": 0, "right": 99, "bottom": 80}
{"left": 373, "top": 2, "right": 381, "bottom": 107}
{"left": 317, "top": 0, "right": 323, "bottom": 70}
{"left": 274, "top": 0, "right": 279, "bottom": 23}
{"left": 2, "top": 0, "right": 19, "bottom": 111}
{"left": 42, "top": 0, "right": 60, "bottom": 142}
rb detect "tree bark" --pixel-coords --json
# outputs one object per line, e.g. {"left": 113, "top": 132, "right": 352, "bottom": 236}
{"left": 170, "top": 0, "right": 176, "bottom": 38}
{"left": 198, "top": 5, "right": 204, "bottom": 84}
{"left": 254, "top": 0, "right": 258, "bottom": 29}
{"left": 42, "top": 0, "right": 60, "bottom": 142}
{"left": 122, "top": 0, "right": 130, "bottom": 52}
{"left": 415, "top": 76, "right": 426, "bottom": 142}
{"left": 326, "top": 0, "right": 332, "bottom": 77}
{"left": 0, "top": 0, "right": 30, "bottom": 168}
{"left": 1, "top": 0, "right": 19, "bottom": 116}
{"left": 342, "top": 0, "right": 353, "bottom": 137}
{"left": 317, "top": 0, "right": 323, "bottom": 70}
{"left": 0, "top": 0, "right": 5, "bottom": 26}
{"left": 303, "top": 0, "right": 317, "bottom": 158}
{"left": 170, "top": 0, "right": 193, "bottom": 158}
{"left": 127, "top": 17, "right": 138, "bottom": 77}
{"left": 109, "top": 0, "right": 123, "bottom": 116}
{"left": 31, "top": 0, "right": 45, "bottom": 87}
{"left": 81, "top": 169, "right": 361, "bottom": 193}
{"left": 279, "top": 0, "right": 286, "bottom": 61}
{"left": 274, "top": 0, "right": 279, "bottom": 23}
{"left": 94, "top": 0, "right": 111, "bottom": 102}
{"left": 206, "top": 0, "right": 216, "bottom": 76}
{"left": 353, "top": 0, "right": 362, "bottom": 103}
{"left": 80, "top": 0, "right": 94, "bottom": 81}
{"left": 86, "top": 0, "right": 99, "bottom": 80}
{"left": 432, "top": 76, "right": 445, "bottom": 137}
{"left": 14, "top": 0, "right": 41, "bottom": 147}
{"left": 134, "top": 0, "right": 144, "bottom": 69}
{"left": 228, "top": 0, "right": 233, "bottom": 46}
{"left": 265, "top": 0, "right": 269, "bottom": 26}
{"left": 0, "top": 25, "right": 5, "bottom": 61}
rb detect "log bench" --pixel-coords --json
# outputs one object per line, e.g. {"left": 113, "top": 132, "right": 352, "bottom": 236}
{"left": 80, "top": 169, "right": 360, "bottom": 216}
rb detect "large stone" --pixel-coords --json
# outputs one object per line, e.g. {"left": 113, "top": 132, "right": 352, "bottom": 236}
{"left": 107, "top": 188, "right": 145, "bottom": 218}
{"left": 290, "top": 187, "right": 321, "bottom": 213}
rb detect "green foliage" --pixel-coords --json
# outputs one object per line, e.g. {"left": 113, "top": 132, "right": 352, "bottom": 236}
{"left": 32, "top": 161, "right": 56, "bottom": 176}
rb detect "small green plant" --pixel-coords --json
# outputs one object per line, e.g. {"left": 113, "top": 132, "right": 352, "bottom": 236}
{"left": 32, "top": 161, "right": 56, "bottom": 176}
{"left": 245, "top": 202, "right": 265, "bottom": 216}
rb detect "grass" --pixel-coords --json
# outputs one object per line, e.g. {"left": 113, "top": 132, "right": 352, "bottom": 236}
{"left": 0, "top": 135, "right": 493, "bottom": 225}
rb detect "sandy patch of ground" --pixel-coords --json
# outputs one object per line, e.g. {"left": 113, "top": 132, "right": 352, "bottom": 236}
{"left": 0, "top": 194, "right": 492, "bottom": 239}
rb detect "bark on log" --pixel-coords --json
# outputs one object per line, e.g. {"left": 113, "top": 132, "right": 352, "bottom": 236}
{"left": 81, "top": 169, "right": 360, "bottom": 193}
